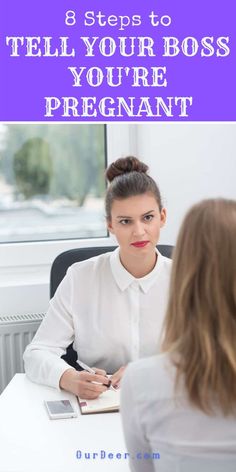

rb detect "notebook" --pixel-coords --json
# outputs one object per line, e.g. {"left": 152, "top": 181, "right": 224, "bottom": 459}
{"left": 78, "top": 387, "right": 120, "bottom": 414}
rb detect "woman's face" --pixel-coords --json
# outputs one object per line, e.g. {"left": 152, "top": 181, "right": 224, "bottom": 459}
{"left": 107, "top": 193, "right": 166, "bottom": 258}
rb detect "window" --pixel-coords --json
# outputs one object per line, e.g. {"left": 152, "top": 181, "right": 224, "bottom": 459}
{"left": 0, "top": 123, "right": 107, "bottom": 243}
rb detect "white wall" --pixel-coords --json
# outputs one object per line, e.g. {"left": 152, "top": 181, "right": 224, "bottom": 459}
{"left": 136, "top": 123, "right": 236, "bottom": 244}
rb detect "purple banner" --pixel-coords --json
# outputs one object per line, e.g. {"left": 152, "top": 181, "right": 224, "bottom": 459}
{"left": 1, "top": 0, "right": 236, "bottom": 121}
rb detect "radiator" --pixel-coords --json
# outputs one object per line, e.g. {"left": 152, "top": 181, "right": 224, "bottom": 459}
{"left": 0, "top": 313, "right": 44, "bottom": 393}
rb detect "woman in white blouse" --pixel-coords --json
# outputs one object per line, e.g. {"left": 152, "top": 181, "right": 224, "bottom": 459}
{"left": 24, "top": 156, "right": 172, "bottom": 399}
{"left": 121, "top": 198, "right": 236, "bottom": 472}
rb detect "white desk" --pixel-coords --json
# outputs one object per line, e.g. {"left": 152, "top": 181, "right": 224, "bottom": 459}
{"left": 0, "top": 374, "right": 130, "bottom": 472}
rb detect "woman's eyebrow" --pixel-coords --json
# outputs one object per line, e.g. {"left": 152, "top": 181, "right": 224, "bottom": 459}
{"left": 116, "top": 210, "right": 155, "bottom": 219}
{"left": 141, "top": 210, "right": 155, "bottom": 217}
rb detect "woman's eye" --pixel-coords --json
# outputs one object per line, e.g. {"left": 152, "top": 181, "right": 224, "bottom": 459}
{"left": 144, "top": 215, "right": 154, "bottom": 222}
{"left": 120, "top": 219, "right": 131, "bottom": 225}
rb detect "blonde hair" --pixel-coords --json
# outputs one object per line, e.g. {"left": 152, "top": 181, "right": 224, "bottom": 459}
{"left": 162, "top": 198, "right": 236, "bottom": 414}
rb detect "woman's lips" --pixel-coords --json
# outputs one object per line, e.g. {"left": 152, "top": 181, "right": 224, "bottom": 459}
{"left": 131, "top": 241, "right": 149, "bottom": 248}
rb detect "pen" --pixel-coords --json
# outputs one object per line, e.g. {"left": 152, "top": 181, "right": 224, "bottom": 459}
{"left": 76, "top": 360, "right": 117, "bottom": 390}
{"left": 76, "top": 360, "right": 96, "bottom": 374}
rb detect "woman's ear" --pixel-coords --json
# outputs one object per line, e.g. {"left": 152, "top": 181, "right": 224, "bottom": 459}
{"left": 160, "top": 208, "right": 167, "bottom": 227}
{"left": 107, "top": 218, "right": 114, "bottom": 234}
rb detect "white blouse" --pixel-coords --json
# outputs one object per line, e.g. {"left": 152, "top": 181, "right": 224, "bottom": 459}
{"left": 24, "top": 248, "right": 172, "bottom": 389}
{"left": 121, "top": 354, "right": 236, "bottom": 472}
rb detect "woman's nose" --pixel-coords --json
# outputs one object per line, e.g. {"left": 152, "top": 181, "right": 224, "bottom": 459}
{"left": 132, "top": 221, "right": 146, "bottom": 237}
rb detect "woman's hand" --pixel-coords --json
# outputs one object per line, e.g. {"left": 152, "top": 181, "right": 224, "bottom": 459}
{"left": 110, "top": 365, "right": 126, "bottom": 389}
{"left": 59, "top": 367, "right": 110, "bottom": 399}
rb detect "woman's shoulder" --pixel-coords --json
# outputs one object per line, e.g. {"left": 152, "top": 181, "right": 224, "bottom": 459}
{"left": 125, "top": 352, "right": 175, "bottom": 377}
{"left": 123, "top": 353, "right": 177, "bottom": 402}
{"left": 158, "top": 251, "right": 172, "bottom": 270}
{"left": 68, "top": 250, "right": 114, "bottom": 276}
{"left": 154, "top": 250, "right": 172, "bottom": 284}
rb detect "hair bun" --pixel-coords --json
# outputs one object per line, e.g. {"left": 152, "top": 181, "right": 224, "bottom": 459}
{"left": 106, "top": 156, "right": 149, "bottom": 183}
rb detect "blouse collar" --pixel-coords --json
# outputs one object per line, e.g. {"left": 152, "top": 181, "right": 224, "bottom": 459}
{"left": 109, "top": 247, "right": 165, "bottom": 293}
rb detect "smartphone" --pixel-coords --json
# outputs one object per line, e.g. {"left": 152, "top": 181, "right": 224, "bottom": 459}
{"left": 44, "top": 399, "right": 78, "bottom": 420}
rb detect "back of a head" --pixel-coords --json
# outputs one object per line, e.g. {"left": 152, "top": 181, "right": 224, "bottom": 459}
{"left": 163, "top": 198, "right": 236, "bottom": 415}
{"left": 105, "top": 156, "right": 162, "bottom": 220}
